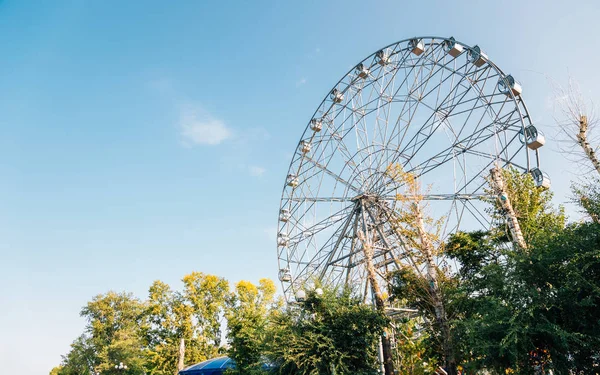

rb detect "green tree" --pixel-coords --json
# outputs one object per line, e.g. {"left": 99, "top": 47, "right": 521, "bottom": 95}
{"left": 225, "top": 279, "right": 279, "bottom": 375}
{"left": 441, "top": 172, "right": 598, "bottom": 374}
{"left": 96, "top": 327, "right": 147, "bottom": 375}
{"left": 81, "top": 291, "right": 146, "bottom": 350}
{"left": 55, "top": 335, "right": 96, "bottom": 375}
{"left": 487, "top": 167, "right": 565, "bottom": 246}
{"left": 182, "top": 272, "right": 229, "bottom": 352}
{"left": 145, "top": 273, "right": 230, "bottom": 374}
{"left": 82, "top": 291, "right": 147, "bottom": 375}
{"left": 145, "top": 280, "right": 196, "bottom": 375}
{"left": 265, "top": 288, "right": 387, "bottom": 375}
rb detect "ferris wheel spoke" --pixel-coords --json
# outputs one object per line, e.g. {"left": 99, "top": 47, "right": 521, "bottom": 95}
{"left": 460, "top": 199, "right": 492, "bottom": 228}
{"left": 401, "top": 110, "right": 521, "bottom": 179}
{"left": 294, "top": 215, "right": 356, "bottom": 283}
{"left": 301, "top": 154, "right": 362, "bottom": 194}
{"left": 319, "top": 205, "right": 359, "bottom": 280}
{"left": 378, "top": 52, "right": 447, "bottom": 179}
{"left": 380, "top": 193, "right": 491, "bottom": 201}
{"left": 386, "top": 64, "right": 479, "bottom": 165}
{"left": 286, "top": 197, "right": 352, "bottom": 202}
{"left": 287, "top": 204, "right": 355, "bottom": 243}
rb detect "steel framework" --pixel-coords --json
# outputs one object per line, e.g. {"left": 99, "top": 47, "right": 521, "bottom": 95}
{"left": 277, "top": 36, "right": 541, "bottom": 302}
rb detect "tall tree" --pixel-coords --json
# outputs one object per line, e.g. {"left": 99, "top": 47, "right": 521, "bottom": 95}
{"left": 266, "top": 287, "right": 388, "bottom": 375}
{"left": 146, "top": 273, "right": 230, "bottom": 375}
{"left": 444, "top": 171, "right": 571, "bottom": 373}
{"left": 386, "top": 164, "right": 455, "bottom": 374}
{"left": 181, "top": 272, "right": 229, "bottom": 358}
{"left": 225, "top": 278, "right": 279, "bottom": 374}
{"left": 54, "top": 335, "right": 96, "bottom": 375}
{"left": 552, "top": 78, "right": 600, "bottom": 176}
{"left": 81, "top": 291, "right": 148, "bottom": 375}
{"left": 145, "top": 280, "right": 189, "bottom": 375}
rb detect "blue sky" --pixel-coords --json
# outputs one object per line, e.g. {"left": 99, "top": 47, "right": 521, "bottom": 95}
{"left": 1, "top": 0, "right": 600, "bottom": 374}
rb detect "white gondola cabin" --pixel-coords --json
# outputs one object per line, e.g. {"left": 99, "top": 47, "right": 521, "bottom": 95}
{"left": 287, "top": 174, "right": 299, "bottom": 187}
{"left": 278, "top": 268, "right": 292, "bottom": 282}
{"left": 520, "top": 125, "right": 546, "bottom": 150}
{"left": 295, "top": 289, "right": 306, "bottom": 302}
{"left": 279, "top": 209, "right": 290, "bottom": 222}
{"left": 376, "top": 50, "right": 389, "bottom": 65}
{"left": 530, "top": 168, "right": 551, "bottom": 189}
{"left": 277, "top": 233, "right": 289, "bottom": 247}
{"left": 310, "top": 118, "right": 322, "bottom": 132}
{"left": 469, "top": 45, "right": 488, "bottom": 67}
{"left": 355, "top": 63, "right": 370, "bottom": 79}
{"left": 444, "top": 37, "right": 464, "bottom": 58}
{"left": 409, "top": 39, "right": 425, "bottom": 56}
{"left": 330, "top": 88, "right": 344, "bottom": 103}
{"left": 301, "top": 141, "right": 311, "bottom": 154}
{"left": 498, "top": 75, "right": 522, "bottom": 97}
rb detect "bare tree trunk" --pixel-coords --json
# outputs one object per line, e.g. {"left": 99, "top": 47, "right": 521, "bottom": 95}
{"left": 176, "top": 337, "right": 185, "bottom": 375}
{"left": 359, "top": 229, "right": 396, "bottom": 375}
{"left": 412, "top": 203, "right": 456, "bottom": 375}
{"left": 577, "top": 115, "right": 600, "bottom": 176}
{"left": 489, "top": 166, "right": 527, "bottom": 250}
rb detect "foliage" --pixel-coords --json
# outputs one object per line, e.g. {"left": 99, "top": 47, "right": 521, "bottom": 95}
{"left": 442, "top": 173, "right": 599, "bottom": 374}
{"left": 144, "top": 274, "right": 229, "bottom": 374}
{"left": 487, "top": 167, "right": 566, "bottom": 245}
{"left": 572, "top": 177, "right": 600, "bottom": 222}
{"left": 55, "top": 335, "right": 96, "bottom": 375}
{"left": 182, "top": 272, "right": 230, "bottom": 351}
{"left": 225, "top": 279, "right": 279, "bottom": 375}
{"left": 265, "top": 288, "right": 388, "bottom": 375}
{"left": 392, "top": 318, "right": 439, "bottom": 375}
{"left": 55, "top": 274, "right": 231, "bottom": 375}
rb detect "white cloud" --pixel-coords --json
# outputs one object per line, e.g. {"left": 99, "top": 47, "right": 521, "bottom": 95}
{"left": 296, "top": 77, "right": 307, "bottom": 87}
{"left": 180, "top": 106, "right": 232, "bottom": 146}
{"left": 249, "top": 165, "right": 266, "bottom": 177}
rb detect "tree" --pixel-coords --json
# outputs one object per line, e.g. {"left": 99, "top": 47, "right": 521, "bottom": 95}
{"left": 145, "top": 273, "right": 230, "bottom": 375}
{"left": 266, "top": 287, "right": 388, "bottom": 375}
{"left": 54, "top": 335, "right": 96, "bottom": 375}
{"left": 145, "top": 280, "right": 180, "bottom": 375}
{"left": 96, "top": 327, "right": 147, "bottom": 375}
{"left": 443, "top": 171, "right": 589, "bottom": 374}
{"left": 572, "top": 178, "right": 600, "bottom": 223}
{"left": 181, "top": 272, "right": 229, "bottom": 360}
{"left": 386, "top": 164, "right": 455, "bottom": 374}
{"left": 487, "top": 167, "right": 565, "bottom": 246}
{"left": 552, "top": 78, "right": 600, "bottom": 176}
{"left": 81, "top": 291, "right": 146, "bottom": 351}
{"left": 56, "top": 292, "right": 147, "bottom": 375}
{"left": 225, "top": 279, "right": 279, "bottom": 375}
{"left": 80, "top": 291, "right": 148, "bottom": 375}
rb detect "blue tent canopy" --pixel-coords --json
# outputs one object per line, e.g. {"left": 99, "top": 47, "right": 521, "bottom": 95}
{"left": 179, "top": 357, "right": 235, "bottom": 375}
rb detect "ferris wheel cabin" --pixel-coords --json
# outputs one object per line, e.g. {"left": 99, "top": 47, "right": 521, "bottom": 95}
{"left": 409, "top": 38, "right": 425, "bottom": 55}
{"left": 469, "top": 45, "right": 488, "bottom": 67}
{"left": 443, "top": 37, "right": 464, "bottom": 58}
{"left": 530, "top": 167, "right": 551, "bottom": 189}
{"left": 520, "top": 125, "right": 546, "bottom": 150}
{"left": 498, "top": 74, "right": 523, "bottom": 97}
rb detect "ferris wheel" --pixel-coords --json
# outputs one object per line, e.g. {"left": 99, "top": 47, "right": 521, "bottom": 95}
{"left": 276, "top": 36, "right": 547, "bottom": 302}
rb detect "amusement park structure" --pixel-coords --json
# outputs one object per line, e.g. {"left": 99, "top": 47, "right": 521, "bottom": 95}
{"left": 276, "top": 36, "right": 547, "bottom": 374}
